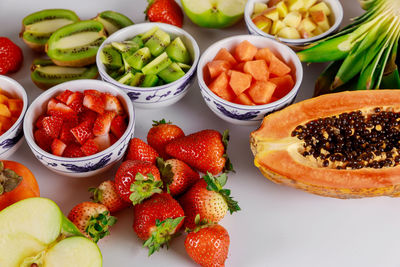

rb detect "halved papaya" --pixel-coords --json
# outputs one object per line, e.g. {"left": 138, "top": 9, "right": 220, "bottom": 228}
{"left": 250, "top": 90, "right": 400, "bottom": 199}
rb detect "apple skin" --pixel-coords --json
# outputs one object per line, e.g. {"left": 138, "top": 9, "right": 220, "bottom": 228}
{"left": 181, "top": 2, "right": 244, "bottom": 28}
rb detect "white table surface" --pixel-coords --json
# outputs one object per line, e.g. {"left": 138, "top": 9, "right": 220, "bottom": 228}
{"left": 3, "top": 1, "right": 397, "bottom": 267}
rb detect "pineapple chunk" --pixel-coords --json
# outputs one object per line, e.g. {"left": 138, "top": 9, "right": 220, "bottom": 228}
{"left": 263, "top": 8, "right": 279, "bottom": 21}
{"left": 299, "top": 29, "right": 314, "bottom": 39}
{"left": 283, "top": 11, "right": 302, "bottom": 28}
{"left": 254, "top": 2, "right": 269, "bottom": 15}
{"left": 278, "top": 27, "right": 301, "bottom": 39}
{"left": 253, "top": 15, "right": 273, "bottom": 31}
{"left": 0, "top": 104, "right": 11, "bottom": 118}
{"left": 7, "top": 99, "right": 23, "bottom": 117}
{"left": 310, "top": 10, "right": 330, "bottom": 31}
{"left": 298, "top": 18, "right": 317, "bottom": 33}
{"left": 287, "top": 0, "right": 305, "bottom": 11}
{"left": 310, "top": 2, "right": 332, "bottom": 16}
{"left": 271, "top": 20, "right": 286, "bottom": 35}
{"left": 304, "top": 0, "right": 318, "bottom": 9}
{"left": 276, "top": 2, "right": 288, "bottom": 18}
{"left": 312, "top": 26, "right": 325, "bottom": 36}
{"left": 268, "top": 0, "right": 282, "bottom": 8}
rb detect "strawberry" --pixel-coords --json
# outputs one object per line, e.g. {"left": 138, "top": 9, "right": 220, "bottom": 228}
{"left": 114, "top": 160, "right": 162, "bottom": 204}
{"left": 185, "top": 220, "right": 230, "bottom": 267}
{"left": 93, "top": 134, "right": 111, "bottom": 151}
{"left": 63, "top": 143, "right": 85, "bottom": 158}
{"left": 133, "top": 193, "right": 184, "bottom": 255}
{"left": 110, "top": 133, "right": 118, "bottom": 145}
{"left": 165, "top": 129, "right": 233, "bottom": 175}
{"left": 71, "top": 121, "right": 94, "bottom": 145}
{"left": 125, "top": 138, "right": 159, "bottom": 164}
{"left": 103, "top": 93, "right": 124, "bottom": 115}
{"left": 89, "top": 180, "right": 130, "bottom": 213}
{"left": 83, "top": 90, "right": 105, "bottom": 114}
{"left": 157, "top": 158, "right": 200, "bottom": 196}
{"left": 68, "top": 201, "right": 117, "bottom": 243}
{"left": 42, "top": 115, "right": 63, "bottom": 139}
{"left": 56, "top": 90, "right": 73, "bottom": 104}
{"left": 51, "top": 138, "right": 67, "bottom": 156}
{"left": 110, "top": 115, "right": 127, "bottom": 139}
{"left": 0, "top": 37, "right": 23, "bottom": 74}
{"left": 47, "top": 98, "right": 78, "bottom": 121}
{"left": 34, "top": 128, "right": 53, "bottom": 152}
{"left": 79, "top": 109, "right": 98, "bottom": 126}
{"left": 59, "top": 122, "right": 78, "bottom": 144}
{"left": 35, "top": 114, "right": 45, "bottom": 129}
{"left": 66, "top": 91, "right": 84, "bottom": 113}
{"left": 179, "top": 173, "right": 240, "bottom": 230}
{"left": 93, "top": 111, "right": 116, "bottom": 136}
{"left": 147, "top": 119, "right": 184, "bottom": 159}
{"left": 81, "top": 139, "right": 99, "bottom": 156}
{"left": 146, "top": 0, "right": 183, "bottom": 27}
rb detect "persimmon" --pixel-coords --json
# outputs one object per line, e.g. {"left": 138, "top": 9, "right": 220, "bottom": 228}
{"left": 0, "top": 160, "right": 39, "bottom": 210}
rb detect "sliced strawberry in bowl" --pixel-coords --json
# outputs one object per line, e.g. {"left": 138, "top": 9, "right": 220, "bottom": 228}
{"left": 110, "top": 115, "right": 127, "bottom": 139}
{"left": 83, "top": 90, "right": 105, "bottom": 114}
{"left": 47, "top": 98, "right": 78, "bottom": 122}
{"left": 71, "top": 121, "right": 94, "bottom": 145}
{"left": 59, "top": 121, "right": 78, "bottom": 144}
{"left": 51, "top": 138, "right": 67, "bottom": 156}
{"left": 63, "top": 143, "right": 85, "bottom": 158}
{"left": 34, "top": 128, "right": 53, "bottom": 152}
{"left": 93, "top": 111, "right": 116, "bottom": 136}
{"left": 42, "top": 115, "right": 63, "bottom": 139}
{"left": 66, "top": 91, "right": 84, "bottom": 113}
{"left": 93, "top": 134, "right": 111, "bottom": 151}
{"left": 103, "top": 93, "right": 124, "bottom": 115}
{"left": 56, "top": 90, "right": 73, "bottom": 104}
{"left": 81, "top": 138, "right": 100, "bottom": 156}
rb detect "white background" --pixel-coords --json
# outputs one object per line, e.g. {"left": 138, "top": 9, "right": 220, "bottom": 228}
{"left": 3, "top": 1, "right": 397, "bottom": 267}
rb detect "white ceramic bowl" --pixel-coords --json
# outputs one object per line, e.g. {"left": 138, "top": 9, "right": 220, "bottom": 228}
{"left": 0, "top": 75, "right": 28, "bottom": 159}
{"left": 23, "top": 79, "right": 135, "bottom": 178}
{"left": 198, "top": 35, "right": 303, "bottom": 126}
{"left": 96, "top": 22, "right": 200, "bottom": 109}
{"left": 244, "top": 0, "right": 343, "bottom": 46}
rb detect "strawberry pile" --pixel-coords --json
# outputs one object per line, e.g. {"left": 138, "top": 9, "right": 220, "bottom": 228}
{"left": 67, "top": 119, "right": 240, "bottom": 266}
{"left": 34, "top": 89, "right": 128, "bottom": 157}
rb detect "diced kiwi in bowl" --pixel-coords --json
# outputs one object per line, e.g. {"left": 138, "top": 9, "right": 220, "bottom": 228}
{"left": 96, "top": 23, "right": 200, "bottom": 109}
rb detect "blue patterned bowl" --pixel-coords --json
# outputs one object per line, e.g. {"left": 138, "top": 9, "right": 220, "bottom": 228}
{"left": 0, "top": 75, "right": 28, "bottom": 159}
{"left": 23, "top": 79, "right": 135, "bottom": 178}
{"left": 198, "top": 35, "right": 303, "bottom": 126}
{"left": 96, "top": 22, "right": 200, "bottom": 109}
{"left": 244, "top": 0, "right": 343, "bottom": 46}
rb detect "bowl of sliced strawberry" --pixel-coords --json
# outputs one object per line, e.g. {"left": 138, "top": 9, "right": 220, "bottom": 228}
{"left": 23, "top": 79, "right": 135, "bottom": 177}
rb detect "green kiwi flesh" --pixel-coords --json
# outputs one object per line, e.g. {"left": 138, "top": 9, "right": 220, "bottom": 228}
{"left": 142, "top": 52, "right": 172, "bottom": 75}
{"left": 100, "top": 45, "right": 123, "bottom": 70}
{"left": 46, "top": 20, "right": 106, "bottom": 67}
{"left": 125, "top": 47, "right": 152, "bottom": 70}
{"left": 31, "top": 59, "right": 98, "bottom": 90}
{"left": 21, "top": 9, "right": 79, "bottom": 52}
{"left": 144, "top": 28, "right": 171, "bottom": 57}
{"left": 165, "top": 37, "right": 191, "bottom": 64}
{"left": 157, "top": 62, "right": 185, "bottom": 83}
{"left": 94, "top": 11, "right": 134, "bottom": 35}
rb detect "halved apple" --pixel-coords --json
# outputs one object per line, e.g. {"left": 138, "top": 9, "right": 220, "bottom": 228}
{"left": 181, "top": 0, "right": 247, "bottom": 28}
{"left": 0, "top": 197, "right": 102, "bottom": 267}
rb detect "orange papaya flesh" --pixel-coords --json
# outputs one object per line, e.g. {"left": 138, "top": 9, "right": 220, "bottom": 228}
{"left": 250, "top": 90, "right": 400, "bottom": 198}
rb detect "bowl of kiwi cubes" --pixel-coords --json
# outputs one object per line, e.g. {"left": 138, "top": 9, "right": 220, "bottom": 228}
{"left": 96, "top": 22, "right": 200, "bottom": 108}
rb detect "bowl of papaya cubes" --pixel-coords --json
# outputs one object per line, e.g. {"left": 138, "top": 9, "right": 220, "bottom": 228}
{"left": 0, "top": 75, "right": 27, "bottom": 158}
{"left": 96, "top": 22, "right": 200, "bottom": 109}
{"left": 197, "top": 35, "right": 303, "bottom": 125}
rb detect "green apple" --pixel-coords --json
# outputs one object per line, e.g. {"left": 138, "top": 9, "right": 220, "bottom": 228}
{"left": 181, "top": 0, "right": 247, "bottom": 28}
{"left": 0, "top": 197, "right": 102, "bottom": 267}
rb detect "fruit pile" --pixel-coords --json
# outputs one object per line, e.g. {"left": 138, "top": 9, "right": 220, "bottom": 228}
{"left": 101, "top": 26, "right": 192, "bottom": 87}
{"left": 205, "top": 40, "right": 295, "bottom": 105}
{"left": 252, "top": 0, "right": 333, "bottom": 39}
{"left": 0, "top": 89, "right": 23, "bottom": 135}
{"left": 34, "top": 89, "right": 128, "bottom": 157}
{"left": 67, "top": 120, "right": 239, "bottom": 266}
{"left": 21, "top": 9, "right": 134, "bottom": 89}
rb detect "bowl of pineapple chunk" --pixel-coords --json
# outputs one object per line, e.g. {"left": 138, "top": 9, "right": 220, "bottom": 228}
{"left": 0, "top": 75, "right": 27, "bottom": 158}
{"left": 244, "top": 0, "right": 343, "bottom": 45}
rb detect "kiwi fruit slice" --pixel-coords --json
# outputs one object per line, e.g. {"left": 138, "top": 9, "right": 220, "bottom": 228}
{"left": 20, "top": 9, "right": 80, "bottom": 52}
{"left": 158, "top": 62, "right": 185, "bottom": 83}
{"left": 31, "top": 58, "right": 98, "bottom": 90}
{"left": 166, "top": 37, "right": 191, "bottom": 64}
{"left": 130, "top": 73, "right": 146, "bottom": 87}
{"left": 46, "top": 20, "right": 107, "bottom": 67}
{"left": 177, "top": 62, "right": 191, "bottom": 72}
{"left": 118, "top": 72, "right": 135, "bottom": 85}
{"left": 144, "top": 28, "right": 171, "bottom": 57}
{"left": 142, "top": 74, "right": 159, "bottom": 87}
{"left": 142, "top": 52, "right": 172, "bottom": 75}
{"left": 125, "top": 47, "right": 152, "bottom": 70}
{"left": 100, "top": 45, "right": 123, "bottom": 70}
{"left": 131, "top": 36, "right": 144, "bottom": 48}
{"left": 93, "top": 11, "right": 134, "bottom": 36}
{"left": 141, "top": 27, "right": 158, "bottom": 43}
{"left": 111, "top": 41, "right": 140, "bottom": 54}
